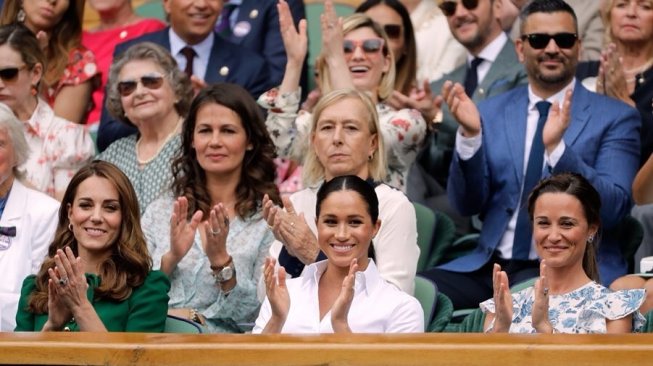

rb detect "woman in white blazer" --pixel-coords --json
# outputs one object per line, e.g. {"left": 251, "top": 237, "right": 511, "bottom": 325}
{"left": 0, "top": 103, "right": 59, "bottom": 331}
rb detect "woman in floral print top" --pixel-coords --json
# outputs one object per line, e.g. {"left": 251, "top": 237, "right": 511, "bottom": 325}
{"left": 258, "top": 0, "right": 427, "bottom": 191}
{"left": 483, "top": 173, "right": 645, "bottom": 334}
{"left": 0, "top": 25, "right": 94, "bottom": 201}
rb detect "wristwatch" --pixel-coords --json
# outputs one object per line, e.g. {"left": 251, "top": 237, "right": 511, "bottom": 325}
{"left": 211, "top": 256, "right": 235, "bottom": 283}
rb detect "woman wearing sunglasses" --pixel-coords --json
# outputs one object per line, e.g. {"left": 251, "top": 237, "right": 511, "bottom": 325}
{"left": 98, "top": 42, "right": 192, "bottom": 214}
{"left": 0, "top": 24, "right": 94, "bottom": 201}
{"left": 0, "top": 0, "right": 97, "bottom": 124}
{"left": 142, "top": 84, "right": 281, "bottom": 332}
{"left": 259, "top": 0, "right": 427, "bottom": 192}
{"left": 355, "top": 0, "right": 418, "bottom": 97}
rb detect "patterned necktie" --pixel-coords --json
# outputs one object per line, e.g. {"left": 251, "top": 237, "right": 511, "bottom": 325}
{"left": 463, "top": 57, "right": 484, "bottom": 97}
{"left": 215, "top": 2, "right": 237, "bottom": 37}
{"left": 180, "top": 46, "right": 196, "bottom": 78}
{"left": 0, "top": 226, "right": 16, "bottom": 237}
{"left": 512, "top": 101, "right": 552, "bottom": 260}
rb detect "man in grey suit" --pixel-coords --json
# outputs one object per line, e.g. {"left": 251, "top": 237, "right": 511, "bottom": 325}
{"left": 407, "top": 0, "right": 527, "bottom": 235}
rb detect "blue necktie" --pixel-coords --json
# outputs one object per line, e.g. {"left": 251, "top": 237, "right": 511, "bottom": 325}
{"left": 464, "top": 57, "right": 483, "bottom": 97}
{"left": 512, "top": 101, "right": 552, "bottom": 260}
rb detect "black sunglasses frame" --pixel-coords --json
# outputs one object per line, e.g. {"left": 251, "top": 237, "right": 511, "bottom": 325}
{"left": 117, "top": 75, "right": 165, "bottom": 97}
{"left": 438, "top": 0, "right": 479, "bottom": 17}
{"left": 521, "top": 32, "right": 578, "bottom": 49}
{"left": 383, "top": 24, "right": 402, "bottom": 39}
{"left": 0, "top": 65, "right": 27, "bottom": 82}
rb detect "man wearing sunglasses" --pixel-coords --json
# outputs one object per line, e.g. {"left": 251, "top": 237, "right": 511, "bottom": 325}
{"left": 96, "top": 0, "right": 276, "bottom": 152}
{"left": 420, "top": 0, "right": 641, "bottom": 311}
{"left": 408, "top": 0, "right": 526, "bottom": 235}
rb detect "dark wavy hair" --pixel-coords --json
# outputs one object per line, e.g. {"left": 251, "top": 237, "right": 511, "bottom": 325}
{"left": 316, "top": 175, "right": 379, "bottom": 260}
{"left": 1, "top": 0, "right": 85, "bottom": 88}
{"left": 527, "top": 172, "right": 601, "bottom": 282}
{"left": 172, "top": 83, "right": 281, "bottom": 220}
{"left": 356, "top": 0, "right": 417, "bottom": 95}
{"left": 28, "top": 161, "right": 152, "bottom": 313}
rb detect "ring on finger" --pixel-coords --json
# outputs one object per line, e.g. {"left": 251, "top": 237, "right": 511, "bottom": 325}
{"left": 543, "top": 287, "right": 549, "bottom": 296}
{"left": 58, "top": 278, "right": 69, "bottom": 286}
{"left": 210, "top": 228, "right": 221, "bottom": 236}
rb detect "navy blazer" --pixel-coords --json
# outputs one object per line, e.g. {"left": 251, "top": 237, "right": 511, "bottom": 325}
{"left": 96, "top": 28, "right": 274, "bottom": 151}
{"left": 443, "top": 82, "right": 641, "bottom": 285}
{"left": 222, "top": 0, "right": 306, "bottom": 92}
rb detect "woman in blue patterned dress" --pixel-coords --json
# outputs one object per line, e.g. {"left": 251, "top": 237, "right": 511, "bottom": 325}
{"left": 482, "top": 173, "right": 645, "bottom": 333}
{"left": 98, "top": 42, "right": 192, "bottom": 214}
{"left": 142, "top": 84, "right": 281, "bottom": 333}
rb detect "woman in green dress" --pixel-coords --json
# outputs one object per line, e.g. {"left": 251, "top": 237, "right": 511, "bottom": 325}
{"left": 14, "top": 160, "right": 170, "bottom": 332}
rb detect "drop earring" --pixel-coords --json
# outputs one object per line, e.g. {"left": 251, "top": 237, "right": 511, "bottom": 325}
{"left": 17, "top": 9, "right": 26, "bottom": 23}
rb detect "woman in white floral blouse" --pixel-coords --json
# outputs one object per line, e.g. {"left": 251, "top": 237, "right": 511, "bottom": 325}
{"left": 483, "top": 173, "right": 645, "bottom": 334}
{"left": 258, "top": 0, "right": 427, "bottom": 192}
{"left": 0, "top": 24, "right": 94, "bottom": 201}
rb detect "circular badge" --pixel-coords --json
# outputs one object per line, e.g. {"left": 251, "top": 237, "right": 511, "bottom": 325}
{"left": 233, "top": 21, "right": 251, "bottom": 38}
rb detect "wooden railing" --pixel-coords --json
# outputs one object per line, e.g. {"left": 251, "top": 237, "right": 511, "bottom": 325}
{"left": 2, "top": 332, "right": 653, "bottom": 365}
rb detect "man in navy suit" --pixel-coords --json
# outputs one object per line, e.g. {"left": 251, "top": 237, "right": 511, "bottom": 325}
{"left": 96, "top": 0, "right": 275, "bottom": 151}
{"left": 215, "top": 0, "right": 307, "bottom": 96}
{"left": 421, "top": 0, "right": 641, "bottom": 310}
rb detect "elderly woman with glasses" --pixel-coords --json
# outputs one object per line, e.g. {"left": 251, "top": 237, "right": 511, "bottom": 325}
{"left": 98, "top": 42, "right": 192, "bottom": 214}
{"left": 0, "top": 24, "right": 94, "bottom": 201}
{"left": 259, "top": 0, "right": 427, "bottom": 193}
{"left": 0, "top": 103, "right": 59, "bottom": 331}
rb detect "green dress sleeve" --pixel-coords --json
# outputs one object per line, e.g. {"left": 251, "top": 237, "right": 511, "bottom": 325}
{"left": 14, "top": 275, "right": 38, "bottom": 331}
{"left": 125, "top": 270, "right": 171, "bottom": 332}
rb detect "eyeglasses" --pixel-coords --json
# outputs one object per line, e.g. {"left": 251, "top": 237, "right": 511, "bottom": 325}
{"left": 343, "top": 38, "right": 385, "bottom": 55}
{"left": 117, "top": 74, "right": 165, "bottom": 97}
{"left": 438, "top": 0, "right": 479, "bottom": 17}
{"left": 383, "top": 24, "right": 402, "bottom": 39}
{"left": 0, "top": 65, "right": 27, "bottom": 82}
{"left": 520, "top": 33, "right": 578, "bottom": 49}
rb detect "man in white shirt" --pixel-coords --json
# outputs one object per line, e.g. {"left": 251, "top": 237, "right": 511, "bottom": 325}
{"left": 420, "top": 0, "right": 640, "bottom": 310}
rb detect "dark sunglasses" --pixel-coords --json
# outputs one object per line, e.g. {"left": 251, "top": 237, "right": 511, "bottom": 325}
{"left": 383, "top": 24, "right": 402, "bottom": 39}
{"left": 117, "top": 74, "right": 165, "bottom": 97}
{"left": 343, "top": 38, "right": 385, "bottom": 54}
{"left": 0, "top": 65, "right": 27, "bottom": 82}
{"left": 438, "top": 0, "right": 479, "bottom": 17}
{"left": 521, "top": 32, "right": 578, "bottom": 49}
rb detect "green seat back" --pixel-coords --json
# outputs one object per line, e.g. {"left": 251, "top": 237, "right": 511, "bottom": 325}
{"left": 164, "top": 315, "right": 204, "bottom": 334}
{"left": 413, "top": 276, "right": 437, "bottom": 330}
{"left": 413, "top": 202, "right": 436, "bottom": 272}
{"left": 426, "top": 211, "right": 456, "bottom": 269}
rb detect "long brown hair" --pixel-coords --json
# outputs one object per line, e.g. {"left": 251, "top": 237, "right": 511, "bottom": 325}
{"left": 28, "top": 161, "right": 152, "bottom": 313}
{"left": 172, "top": 83, "right": 281, "bottom": 220}
{"left": 0, "top": 0, "right": 85, "bottom": 88}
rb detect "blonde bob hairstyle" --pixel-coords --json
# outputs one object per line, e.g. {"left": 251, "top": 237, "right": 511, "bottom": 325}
{"left": 0, "top": 103, "right": 30, "bottom": 178}
{"left": 303, "top": 89, "right": 387, "bottom": 187}
{"left": 317, "top": 13, "right": 396, "bottom": 101}
{"left": 601, "top": 0, "right": 653, "bottom": 56}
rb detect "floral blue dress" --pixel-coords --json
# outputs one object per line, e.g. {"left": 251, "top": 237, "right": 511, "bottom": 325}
{"left": 480, "top": 282, "right": 646, "bottom": 333}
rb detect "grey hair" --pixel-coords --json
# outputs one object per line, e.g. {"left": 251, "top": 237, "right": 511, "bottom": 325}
{"left": 105, "top": 42, "right": 193, "bottom": 127}
{"left": 0, "top": 103, "right": 30, "bottom": 177}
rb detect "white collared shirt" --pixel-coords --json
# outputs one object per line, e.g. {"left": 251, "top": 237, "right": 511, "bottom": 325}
{"left": 169, "top": 28, "right": 214, "bottom": 80}
{"left": 253, "top": 260, "right": 424, "bottom": 333}
{"left": 468, "top": 32, "right": 508, "bottom": 85}
{"left": 456, "top": 79, "right": 576, "bottom": 259}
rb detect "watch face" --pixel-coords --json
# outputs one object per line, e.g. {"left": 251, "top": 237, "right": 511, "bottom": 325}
{"left": 218, "top": 266, "right": 234, "bottom": 282}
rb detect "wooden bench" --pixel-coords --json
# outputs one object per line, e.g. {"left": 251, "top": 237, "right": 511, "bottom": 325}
{"left": 2, "top": 332, "right": 652, "bottom": 365}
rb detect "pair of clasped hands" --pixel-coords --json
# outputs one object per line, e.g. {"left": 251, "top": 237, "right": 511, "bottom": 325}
{"left": 491, "top": 260, "right": 554, "bottom": 333}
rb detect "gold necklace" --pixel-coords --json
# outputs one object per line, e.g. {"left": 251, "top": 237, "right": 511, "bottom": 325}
{"left": 135, "top": 118, "right": 182, "bottom": 166}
